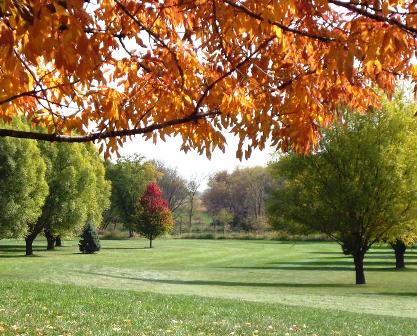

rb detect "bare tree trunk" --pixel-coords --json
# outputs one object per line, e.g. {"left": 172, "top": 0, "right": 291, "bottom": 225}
{"left": 149, "top": 236, "right": 153, "bottom": 248}
{"left": 188, "top": 200, "right": 194, "bottom": 233}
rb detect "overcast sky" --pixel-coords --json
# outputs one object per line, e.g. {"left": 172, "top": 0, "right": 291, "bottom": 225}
{"left": 119, "top": 133, "right": 275, "bottom": 190}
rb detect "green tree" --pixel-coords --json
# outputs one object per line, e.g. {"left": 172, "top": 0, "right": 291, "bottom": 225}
{"left": 134, "top": 183, "right": 173, "bottom": 248}
{"left": 26, "top": 142, "right": 110, "bottom": 255}
{"left": 0, "top": 119, "right": 48, "bottom": 239}
{"left": 105, "top": 155, "right": 156, "bottom": 235}
{"left": 45, "top": 144, "right": 111, "bottom": 249}
{"left": 268, "top": 95, "right": 417, "bottom": 284}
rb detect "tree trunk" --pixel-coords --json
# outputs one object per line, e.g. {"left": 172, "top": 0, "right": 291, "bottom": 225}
{"left": 353, "top": 252, "right": 366, "bottom": 285}
{"left": 25, "top": 225, "right": 43, "bottom": 256}
{"left": 129, "top": 228, "right": 134, "bottom": 238}
{"left": 44, "top": 229, "right": 55, "bottom": 250}
{"left": 55, "top": 236, "right": 62, "bottom": 247}
{"left": 149, "top": 237, "right": 153, "bottom": 248}
{"left": 392, "top": 240, "right": 406, "bottom": 270}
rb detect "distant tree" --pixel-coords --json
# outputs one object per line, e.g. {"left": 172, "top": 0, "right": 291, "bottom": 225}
{"left": 134, "top": 183, "right": 173, "bottom": 248}
{"left": 105, "top": 155, "right": 156, "bottom": 236}
{"left": 79, "top": 222, "right": 101, "bottom": 254}
{"left": 186, "top": 177, "right": 201, "bottom": 233}
{"left": 153, "top": 161, "right": 189, "bottom": 214}
{"left": 268, "top": 95, "right": 417, "bottom": 284}
{"left": 0, "top": 119, "right": 48, "bottom": 239}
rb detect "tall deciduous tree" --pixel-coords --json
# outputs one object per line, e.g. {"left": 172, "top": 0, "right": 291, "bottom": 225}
{"left": 2, "top": 1, "right": 417, "bottom": 157}
{"left": 26, "top": 142, "right": 110, "bottom": 255}
{"left": 105, "top": 155, "right": 156, "bottom": 235}
{"left": 134, "top": 182, "right": 173, "bottom": 248}
{"left": 268, "top": 95, "right": 417, "bottom": 284}
{"left": 45, "top": 143, "right": 111, "bottom": 249}
{"left": 0, "top": 119, "right": 48, "bottom": 239}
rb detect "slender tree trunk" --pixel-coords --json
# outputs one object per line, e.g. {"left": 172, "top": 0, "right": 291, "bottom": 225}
{"left": 353, "top": 252, "right": 366, "bottom": 285}
{"left": 392, "top": 240, "right": 406, "bottom": 270}
{"left": 149, "top": 236, "right": 153, "bottom": 248}
{"left": 44, "top": 229, "right": 55, "bottom": 250}
{"left": 55, "top": 236, "right": 62, "bottom": 247}
{"left": 188, "top": 204, "right": 193, "bottom": 234}
{"left": 129, "top": 228, "right": 134, "bottom": 238}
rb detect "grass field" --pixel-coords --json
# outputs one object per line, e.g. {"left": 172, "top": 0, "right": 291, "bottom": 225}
{"left": 1, "top": 239, "right": 417, "bottom": 335}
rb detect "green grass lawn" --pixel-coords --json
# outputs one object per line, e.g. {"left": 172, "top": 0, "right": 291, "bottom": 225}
{"left": 1, "top": 239, "right": 417, "bottom": 335}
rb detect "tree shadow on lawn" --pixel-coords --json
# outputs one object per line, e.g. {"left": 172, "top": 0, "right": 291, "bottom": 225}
{"left": 101, "top": 247, "right": 148, "bottom": 250}
{"left": 80, "top": 271, "right": 356, "bottom": 288}
{"left": 365, "top": 292, "right": 417, "bottom": 297}
{"left": 221, "top": 261, "right": 417, "bottom": 272}
{"left": 0, "top": 254, "right": 43, "bottom": 258}
{"left": 0, "top": 244, "right": 46, "bottom": 257}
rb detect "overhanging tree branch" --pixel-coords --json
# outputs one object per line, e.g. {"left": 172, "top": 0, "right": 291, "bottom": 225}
{"left": 0, "top": 110, "right": 221, "bottom": 142}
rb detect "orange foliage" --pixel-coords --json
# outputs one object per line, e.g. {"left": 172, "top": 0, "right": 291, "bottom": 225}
{"left": 0, "top": 0, "right": 416, "bottom": 157}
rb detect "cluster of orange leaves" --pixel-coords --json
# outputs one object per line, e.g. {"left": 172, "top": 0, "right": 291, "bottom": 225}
{"left": 0, "top": 0, "right": 417, "bottom": 157}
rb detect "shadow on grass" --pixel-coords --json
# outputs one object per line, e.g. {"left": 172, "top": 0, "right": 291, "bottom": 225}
{"left": 365, "top": 292, "right": 417, "bottom": 297}
{"left": 220, "top": 261, "right": 417, "bottom": 271}
{"left": 101, "top": 247, "right": 148, "bottom": 250}
{"left": 81, "top": 271, "right": 356, "bottom": 288}
{"left": 0, "top": 254, "right": 43, "bottom": 258}
{"left": 0, "top": 244, "right": 46, "bottom": 257}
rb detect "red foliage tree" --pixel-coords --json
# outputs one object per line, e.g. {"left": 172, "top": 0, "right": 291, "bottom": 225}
{"left": 135, "top": 182, "right": 173, "bottom": 248}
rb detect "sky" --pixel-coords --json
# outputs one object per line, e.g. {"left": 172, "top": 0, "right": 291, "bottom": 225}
{"left": 119, "top": 133, "right": 276, "bottom": 190}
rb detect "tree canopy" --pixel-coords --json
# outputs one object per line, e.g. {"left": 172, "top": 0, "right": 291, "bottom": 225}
{"left": 1, "top": 1, "right": 417, "bottom": 156}
{"left": 267, "top": 94, "right": 417, "bottom": 284}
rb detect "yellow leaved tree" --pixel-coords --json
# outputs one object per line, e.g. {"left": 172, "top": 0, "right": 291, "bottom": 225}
{"left": 1, "top": 0, "right": 417, "bottom": 157}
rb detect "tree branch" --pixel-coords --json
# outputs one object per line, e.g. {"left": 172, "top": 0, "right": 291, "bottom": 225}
{"left": 0, "top": 110, "right": 221, "bottom": 142}
{"left": 223, "top": 0, "right": 334, "bottom": 42}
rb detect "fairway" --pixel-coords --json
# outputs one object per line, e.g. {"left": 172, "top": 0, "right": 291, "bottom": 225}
{"left": 1, "top": 239, "right": 417, "bottom": 335}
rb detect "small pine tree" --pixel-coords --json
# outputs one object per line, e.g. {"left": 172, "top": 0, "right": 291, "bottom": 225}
{"left": 79, "top": 222, "right": 101, "bottom": 254}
